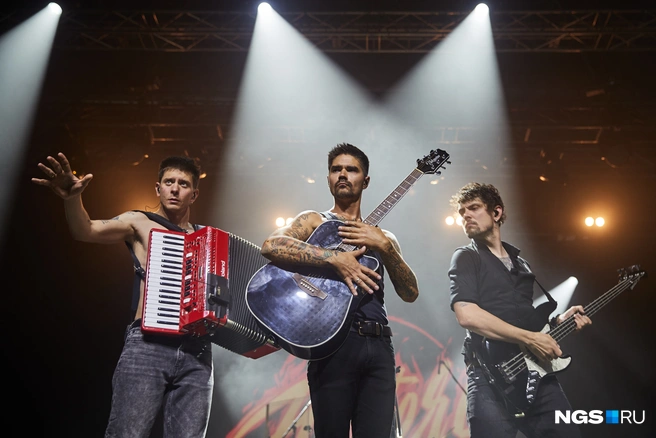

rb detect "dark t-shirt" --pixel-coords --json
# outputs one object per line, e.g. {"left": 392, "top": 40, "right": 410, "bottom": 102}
{"left": 448, "top": 239, "right": 536, "bottom": 328}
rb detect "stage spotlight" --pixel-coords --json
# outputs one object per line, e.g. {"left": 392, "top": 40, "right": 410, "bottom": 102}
{"left": 258, "top": 2, "right": 272, "bottom": 13}
{"left": 47, "top": 3, "right": 62, "bottom": 14}
{"left": 455, "top": 216, "right": 463, "bottom": 226}
{"left": 275, "top": 217, "right": 294, "bottom": 227}
{"left": 584, "top": 216, "right": 605, "bottom": 227}
{"left": 445, "top": 216, "right": 455, "bottom": 226}
{"left": 474, "top": 3, "right": 489, "bottom": 14}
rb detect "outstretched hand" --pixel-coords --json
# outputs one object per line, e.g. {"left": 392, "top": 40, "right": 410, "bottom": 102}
{"left": 32, "top": 152, "right": 93, "bottom": 199}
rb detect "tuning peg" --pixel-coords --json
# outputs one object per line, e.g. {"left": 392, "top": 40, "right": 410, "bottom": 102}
{"left": 617, "top": 267, "right": 627, "bottom": 278}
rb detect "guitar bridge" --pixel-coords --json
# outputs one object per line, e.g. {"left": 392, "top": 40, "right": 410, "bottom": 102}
{"left": 497, "top": 362, "right": 517, "bottom": 384}
{"left": 293, "top": 273, "right": 328, "bottom": 300}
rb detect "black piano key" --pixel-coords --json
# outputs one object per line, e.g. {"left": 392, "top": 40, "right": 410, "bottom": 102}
{"left": 162, "top": 258, "right": 181, "bottom": 265}
{"left": 162, "top": 236, "right": 184, "bottom": 243}
{"left": 155, "top": 320, "right": 179, "bottom": 326}
{"left": 159, "top": 281, "right": 181, "bottom": 288}
{"left": 159, "top": 294, "right": 180, "bottom": 300}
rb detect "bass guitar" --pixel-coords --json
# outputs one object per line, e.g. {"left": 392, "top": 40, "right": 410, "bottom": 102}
{"left": 245, "top": 149, "right": 451, "bottom": 360}
{"left": 469, "top": 265, "right": 646, "bottom": 417}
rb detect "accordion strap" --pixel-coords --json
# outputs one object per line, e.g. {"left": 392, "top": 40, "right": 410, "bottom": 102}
{"left": 125, "top": 210, "right": 200, "bottom": 313}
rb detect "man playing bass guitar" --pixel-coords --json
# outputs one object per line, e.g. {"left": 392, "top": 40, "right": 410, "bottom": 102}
{"left": 448, "top": 182, "right": 592, "bottom": 438}
{"left": 260, "top": 143, "right": 419, "bottom": 438}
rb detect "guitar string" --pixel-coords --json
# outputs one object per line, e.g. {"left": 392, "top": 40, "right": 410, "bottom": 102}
{"left": 500, "top": 273, "right": 642, "bottom": 380}
{"left": 502, "top": 278, "right": 633, "bottom": 379}
{"left": 338, "top": 170, "right": 423, "bottom": 254}
{"left": 503, "top": 275, "right": 641, "bottom": 379}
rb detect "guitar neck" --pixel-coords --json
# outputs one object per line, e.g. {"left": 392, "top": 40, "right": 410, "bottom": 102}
{"left": 339, "top": 167, "right": 426, "bottom": 252}
{"left": 549, "top": 272, "right": 644, "bottom": 343}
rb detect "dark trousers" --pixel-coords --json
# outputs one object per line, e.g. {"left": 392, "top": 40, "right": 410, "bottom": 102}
{"left": 466, "top": 367, "right": 582, "bottom": 438}
{"left": 307, "top": 329, "right": 396, "bottom": 438}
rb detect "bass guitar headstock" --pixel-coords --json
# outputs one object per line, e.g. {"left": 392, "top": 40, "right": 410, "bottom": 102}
{"left": 618, "top": 265, "right": 646, "bottom": 286}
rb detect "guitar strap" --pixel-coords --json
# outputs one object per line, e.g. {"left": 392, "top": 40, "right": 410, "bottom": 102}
{"left": 125, "top": 210, "right": 203, "bottom": 313}
{"left": 516, "top": 256, "right": 561, "bottom": 326}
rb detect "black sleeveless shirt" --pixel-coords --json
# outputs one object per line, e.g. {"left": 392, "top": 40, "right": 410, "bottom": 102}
{"left": 320, "top": 211, "right": 388, "bottom": 325}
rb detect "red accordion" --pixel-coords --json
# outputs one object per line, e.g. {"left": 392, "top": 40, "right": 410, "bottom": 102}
{"left": 141, "top": 226, "right": 279, "bottom": 359}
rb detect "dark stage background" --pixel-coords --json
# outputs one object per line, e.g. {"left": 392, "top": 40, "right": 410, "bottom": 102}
{"left": 2, "top": 1, "right": 655, "bottom": 437}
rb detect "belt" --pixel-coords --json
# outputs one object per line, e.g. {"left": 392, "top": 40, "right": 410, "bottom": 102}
{"left": 127, "top": 318, "right": 208, "bottom": 346}
{"left": 353, "top": 320, "right": 392, "bottom": 337}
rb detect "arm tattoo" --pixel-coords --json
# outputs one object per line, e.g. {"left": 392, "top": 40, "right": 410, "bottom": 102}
{"left": 288, "top": 216, "right": 308, "bottom": 240}
{"left": 380, "top": 239, "right": 419, "bottom": 302}
{"left": 100, "top": 216, "right": 120, "bottom": 224}
{"left": 267, "top": 235, "right": 335, "bottom": 266}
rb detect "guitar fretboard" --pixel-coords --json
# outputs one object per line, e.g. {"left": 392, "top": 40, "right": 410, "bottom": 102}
{"left": 338, "top": 168, "right": 426, "bottom": 253}
{"left": 549, "top": 271, "right": 645, "bottom": 343}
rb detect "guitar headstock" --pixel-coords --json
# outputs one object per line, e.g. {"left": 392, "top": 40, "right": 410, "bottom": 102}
{"left": 618, "top": 265, "right": 647, "bottom": 283}
{"left": 417, "top": 149, "right": 451, "bottom": 175}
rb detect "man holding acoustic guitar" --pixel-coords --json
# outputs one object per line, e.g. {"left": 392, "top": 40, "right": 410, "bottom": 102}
{"left": 448, "top": 182, "right": 592, "bottom": 438}
{"left": 259, "top": 143, "right": 419, "bottom": 437}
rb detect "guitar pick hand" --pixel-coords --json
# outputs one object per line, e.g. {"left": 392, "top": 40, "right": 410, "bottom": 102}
{"left": 525, "top": 332, "right": 563, "bottom": 362}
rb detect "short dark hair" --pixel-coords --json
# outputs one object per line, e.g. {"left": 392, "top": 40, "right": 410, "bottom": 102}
{"left": 158, "top": 156, "right": 201, "bottom": 189}
{"left": 450, "top": 182, "right": 506, "bottom": 224}
{"left": 327, "top": 143, "right": 370, "bottom": 176}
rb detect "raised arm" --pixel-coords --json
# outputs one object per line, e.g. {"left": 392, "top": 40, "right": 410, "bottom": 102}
{"left": 32, "top": 152, "right": 136, "bottom": 245}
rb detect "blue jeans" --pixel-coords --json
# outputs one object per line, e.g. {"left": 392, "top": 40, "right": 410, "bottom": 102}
{"left": 104, "top": 322, "right": 214, "bottom": 438}
{"left": 307, "top": 329, "right": 396, "bottom": 438}
{"left": 466, "top": 366, "right": 581, "bottom": 438}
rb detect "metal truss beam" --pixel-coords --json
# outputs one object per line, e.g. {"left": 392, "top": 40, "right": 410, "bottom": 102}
{"left": 37, "top": 98, "right": 653, "bottom": 180}
{"left": 36, "top": 98, "right": 656, "bottom": 179}
{"left": 3, "top": 9, "right": 656, "bottom": 52}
